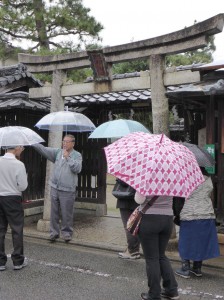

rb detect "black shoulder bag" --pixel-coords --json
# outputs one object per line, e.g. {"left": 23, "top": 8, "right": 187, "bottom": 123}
{"left": 112, "top": 179, "right": 135, "bottom": 200}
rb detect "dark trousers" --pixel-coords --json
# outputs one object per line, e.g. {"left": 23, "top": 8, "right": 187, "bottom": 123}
{"left": 0, "top": 196, "right": 24, "bottom": 266}
{"left": 139, "top": 214, "right": 178, "bottom": 300}
{"left": 120, "top": 208, "right": 140, "bottom": 253}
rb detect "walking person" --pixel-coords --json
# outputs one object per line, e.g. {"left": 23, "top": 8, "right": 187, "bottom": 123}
{"left": 113, "top": 178, "right": 141, "bottom": 260}
{"left": 32, "top": 134, "right": 82, "bottom": 243}
{"left": 174, "top": 167, "right": 220, "bottom": 279}
{"left": 0, "top": 145, "right": 28, "bottom": 271}
{"left": 135, "top": 192, "right": 179, "bottom": 300}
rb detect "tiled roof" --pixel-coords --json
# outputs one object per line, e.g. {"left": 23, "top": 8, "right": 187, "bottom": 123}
{"left": 0, "top": 92, "right": 50, "bottom": 111}
{"left": 64, "top": 89, "right": 151, "bottom": 106}
{"left": 166, "top": 79, "right": 224, "bottom": 97}
{"left": 0, "top": 63, "right": 42, "bottom": 89}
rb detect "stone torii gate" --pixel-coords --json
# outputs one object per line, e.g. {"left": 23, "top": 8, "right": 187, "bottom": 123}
{"left": 19, "top": 14, "right": 224, "bottom": 232}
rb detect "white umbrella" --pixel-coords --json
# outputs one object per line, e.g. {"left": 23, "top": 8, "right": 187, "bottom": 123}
{"left": 35, "top": 111, "right": 96, "bottom": 132}
{"left": 0, "top": 126, "right": 45, "bottom": 147}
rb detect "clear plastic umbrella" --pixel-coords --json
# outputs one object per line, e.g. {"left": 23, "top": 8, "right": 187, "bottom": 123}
{"left": 35, "top": 111, "right": 96, "bottom": 132}
{"left": 88, "top": 119, "right": 150, "bottom": 139}
{"left": 0, "top": 126, "right": 45, "bottom": 147}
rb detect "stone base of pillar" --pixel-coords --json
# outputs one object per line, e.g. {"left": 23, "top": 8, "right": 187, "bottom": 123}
{"left": 75, "top": 202, "right": 107, "bottom": 216}
{"left": 37, "top": 219, "right": 50, "bottom": 232}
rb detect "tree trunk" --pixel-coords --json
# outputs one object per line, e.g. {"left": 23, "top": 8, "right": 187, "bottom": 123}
{"left": 33, "top": 0, "right": 50, "bottom": 49}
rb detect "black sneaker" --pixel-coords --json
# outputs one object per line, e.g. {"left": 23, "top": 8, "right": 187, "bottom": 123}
{"left": 13, "top": 260, "right": 27, "bottom": 270}
{"left": 49, "top": 235, "right": 59, "bottom": 242}
{"left": 161, "top": 290, "right": 180, "bottom": 299}
{"left": 141, "top": 293, "right": 152, "bottom": 300}
{"left": 175, "top": 267, "right": 190, "bottom": 279}
{"left": 190, "top": 268, "right": 202, "bottom": 277}
{"left": 0, "top": 265, "right": 6, "bottom": 271}
{"left": 63, "top": 236, "right": 72, "bottom": 243}
{"left": 118, "top": 249, "right": 141, "bottom": 260}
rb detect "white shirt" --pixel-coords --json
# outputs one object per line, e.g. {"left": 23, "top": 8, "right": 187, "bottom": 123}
{"left": 0, "top": 153, "right": 28, "bottom": 196}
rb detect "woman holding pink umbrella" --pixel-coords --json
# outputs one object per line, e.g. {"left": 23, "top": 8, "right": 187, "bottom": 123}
{"left": 135, "top": 192, "right": 179, "bottom": 300}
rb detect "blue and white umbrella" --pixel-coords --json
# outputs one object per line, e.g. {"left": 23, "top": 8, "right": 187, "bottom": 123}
{"left": 88, "top": 119, "right": 150, "bottom": 139}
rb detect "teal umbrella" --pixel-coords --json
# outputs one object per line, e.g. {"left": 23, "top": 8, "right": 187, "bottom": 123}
{"left": 88, "top": 119, "right": 150, "bottom": 139}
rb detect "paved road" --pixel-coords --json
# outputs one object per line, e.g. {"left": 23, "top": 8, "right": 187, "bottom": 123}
{"left": 0, "top": 236, "right": 223, "bottom": 300}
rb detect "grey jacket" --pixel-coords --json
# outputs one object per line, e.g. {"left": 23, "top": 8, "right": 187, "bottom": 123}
{"left": 33, "top": 144, "right": 82, "bottom": 192}
{"left": 180, "top": 176, "right": 215, "bottom": 221}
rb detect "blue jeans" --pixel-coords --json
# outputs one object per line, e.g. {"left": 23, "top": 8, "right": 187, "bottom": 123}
{"left": 138, "top": 214, "right": 178, "bottom": 300}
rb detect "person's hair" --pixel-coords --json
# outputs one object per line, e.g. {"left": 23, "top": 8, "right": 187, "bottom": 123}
{"left": 64, "top": 134, "right": 75, "bottom": 142}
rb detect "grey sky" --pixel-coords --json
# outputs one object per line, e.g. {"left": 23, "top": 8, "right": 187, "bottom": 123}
{"left": 83, "top": 0, "right": 224, "bottom": 61}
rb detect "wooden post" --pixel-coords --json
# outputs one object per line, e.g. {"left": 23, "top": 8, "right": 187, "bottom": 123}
{"left": 217, "top": 99, "right": 224, "bottom": 223}
{"left": 206, "top": 95, "right": 215, "bottom": 144}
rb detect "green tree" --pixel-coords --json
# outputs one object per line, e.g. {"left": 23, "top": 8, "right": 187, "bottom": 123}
{"left": 113, "top": 59, "right": 149, "bottom": 74}
{"left": 166, "top": 36, "right": 215, "bottom": 67}
{"left": 0, "top": 0, "right": 103, "bottom": 54}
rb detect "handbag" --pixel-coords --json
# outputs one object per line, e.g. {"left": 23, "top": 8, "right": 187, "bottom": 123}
{"left": 112, "top": 179, "right": 135, "bottom": 200}
{"left": 127, "top": 196, "right": 158, "bottom": 236}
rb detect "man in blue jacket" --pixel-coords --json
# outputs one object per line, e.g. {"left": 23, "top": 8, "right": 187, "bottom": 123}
{"left": 33, "top": 134, "right": 82, "bottom": 242}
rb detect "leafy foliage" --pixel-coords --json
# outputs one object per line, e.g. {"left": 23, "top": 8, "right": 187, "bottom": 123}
{"left": 166, "top": 36, "right": 215, "bottom": 67}
{"left": 113, "top": 59, "right": 149, "bottom": 74}
{"left": 0, "top": 0, "right": 103, "bottom": 52}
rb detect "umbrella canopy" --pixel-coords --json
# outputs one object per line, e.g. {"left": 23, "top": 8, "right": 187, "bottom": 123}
{"left": 88, "top": 119, "right": 150, "bottom": 139}
{"left": 35, "top": 111, "right": 96, "bottom": 132}
{"left": 104, "top": 132, "right": 204, "bottom": 198}
{"left": 181, "top": 142, "right": 215, "bottom": 167}
{"left": 0, "top": 126, "right": 45, "bottom": 147}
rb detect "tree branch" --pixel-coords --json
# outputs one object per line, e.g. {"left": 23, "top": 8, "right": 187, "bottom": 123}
{"left": 0, "top": 28, "right": 35, "bottom": 40}
{"left": 6, "top": 1, "right": 26, "bottom": 8}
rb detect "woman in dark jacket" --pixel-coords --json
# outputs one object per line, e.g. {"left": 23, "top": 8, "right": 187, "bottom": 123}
{"left": 113, "top": 178, "right": 141, "bottom": 259}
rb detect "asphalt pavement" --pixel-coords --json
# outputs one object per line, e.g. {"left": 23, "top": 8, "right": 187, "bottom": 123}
{"left": 2, "top": 236, "right": 224, "bottom": 300}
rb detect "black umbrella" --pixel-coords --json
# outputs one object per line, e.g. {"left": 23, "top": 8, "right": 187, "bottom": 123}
{"left": 181, "top": 142, "right": 215, "bottom": 167}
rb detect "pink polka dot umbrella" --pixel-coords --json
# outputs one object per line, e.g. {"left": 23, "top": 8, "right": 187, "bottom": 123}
{"left": 104, "top": 132, "right": 204, "bottom": 198}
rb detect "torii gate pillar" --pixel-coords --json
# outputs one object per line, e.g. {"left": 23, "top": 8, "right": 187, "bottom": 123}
{"left": 150, "top": 54, "right": 169, "bottom": 135}
{"left": 37, "top": 69, "right": 66, "bottom": 232}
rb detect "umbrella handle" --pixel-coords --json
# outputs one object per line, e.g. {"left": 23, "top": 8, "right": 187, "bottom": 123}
{"left": 159, "top": 133, "right": 164, "bottom": 143}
